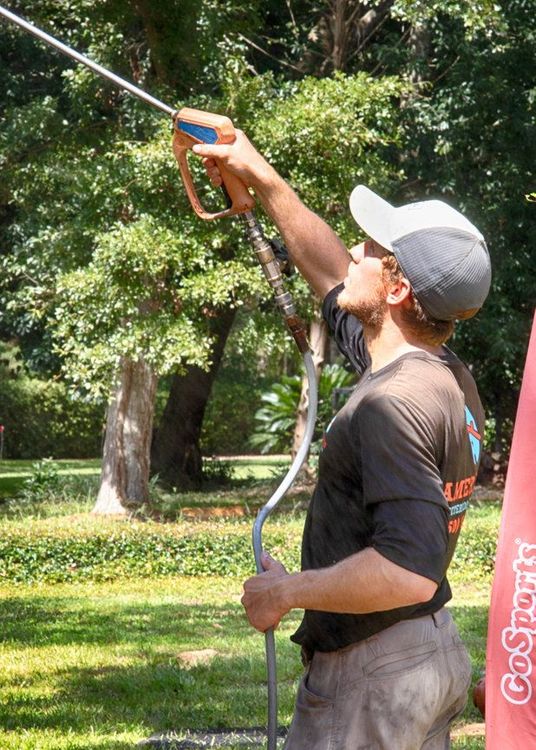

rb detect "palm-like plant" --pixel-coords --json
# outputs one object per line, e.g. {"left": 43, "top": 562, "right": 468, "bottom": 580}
{"left": 250, "top": 364, "right": 356, "bottom": 454}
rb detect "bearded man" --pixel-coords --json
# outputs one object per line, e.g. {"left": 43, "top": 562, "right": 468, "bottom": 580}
{"left": 194, "top": 131, "right": 490, "bottom": 749}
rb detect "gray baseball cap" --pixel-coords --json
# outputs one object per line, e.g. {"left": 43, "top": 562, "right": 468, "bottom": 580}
{"left": 349, "top": 186, "right": 492, "bottom": 321}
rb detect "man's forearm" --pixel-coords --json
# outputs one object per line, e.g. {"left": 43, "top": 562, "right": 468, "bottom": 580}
{"left": 251, "top": 165, "right": 350, "bottom": 298}
{"left": 275, "top": 548, "right": 436, "bottom": 621}
{"left": 193, "top": 132, "right": 351, "bottom": 299}
{"left": 241, "top": 547, "right": 438, "bottom": 632}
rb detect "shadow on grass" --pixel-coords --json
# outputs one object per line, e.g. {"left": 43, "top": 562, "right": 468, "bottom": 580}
{"left": 1, "top": 596, "right": 239, "bottom": 648}
{"left": 0, "top": 593, "right": 486, "bottom": 744}
{"left": 0, "top": 594, "right": 301, "bottom": 741}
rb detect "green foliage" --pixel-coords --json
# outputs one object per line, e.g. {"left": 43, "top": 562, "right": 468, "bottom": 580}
{"left": 0, "top": 369, "right": 103, "bottom": 459}
{"left": 399, "top": 0, "right": 536, "bottom": 440}
{"left": 0, "top": 2, "right": 261, "bottom": 390}
{"left": 0, "top": 520, "right": 300, "bottom": 584}
{"left": 2, "top": 0, "right": 533, "bottom": 468}
{"left": 392, "top": 0, "right": 504, "bottom": 35}
{"left": 200, "top": 458, "right": 235, "bottom": 485}
{"left": 231, "top": 70, "right": 409, "bottom": 244}
{"left": 20, "top": 458, "right": 61, "bottom": 500}
{"left": 452, "top": 509, "right": 499, "bottom": 577}
{"left": 250, "top": 374, "right": 301, "bottom": 454}
{"left": 201, "top": 375, "right": 265, "bottom": 455}
{"left": 0, "top": 499, "right": 500, "bottom": 586}
{"left": 0, "top": 3, "right": 409, "bottom": 474}
{"left": 200, "top": 305, "right": 305, "bottom": 455}
{"left": 251, "top": 363, "right": 356, "bottom": 454}
{"left": 52, "top": 214, "right": 249, "bottom": 398}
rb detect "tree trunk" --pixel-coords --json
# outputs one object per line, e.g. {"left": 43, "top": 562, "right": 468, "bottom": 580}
{"left": 93, "top": 357, "right": 158, "bottom": 515}
{"left": 305, "top": 0, "right": 394, "bottom": 74}
{"left": 407, "top": 20, "right": 431, "bottom": 85}
{"left": 151, "top": 307, "right": 236, "bottom": 488}
{"left": 291, "top": 304, "right": 328, "bottom": 466}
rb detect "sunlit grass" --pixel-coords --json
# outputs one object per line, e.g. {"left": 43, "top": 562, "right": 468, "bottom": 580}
{"left": 0, "top": 576, "right": 303, "bottom": 749}
{"left": 0, "top": 573, "right": 488, "bottom": 749}
{"left": 0, "top": 466, "right": 498, "bottom": 748}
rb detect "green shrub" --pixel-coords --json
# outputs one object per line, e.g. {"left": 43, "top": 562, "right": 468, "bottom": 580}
{"left": 0, "top": 504, "right": 500, "bottom": 586}
{"left": 451, "top": 509, "right": 500, "bottom": 576}
{"left": 250, "top": 374, "right": 301, "bottom": 454}
{"left": 201, "top": 373, "right": 265, "bottom": 455}
{"left": 2, "top": 465, "right": 99, "bottom": 518}
{"left": 251, "top": 363, "right": 356, "bottom": 454}
{"left": 20, "top": 458, "right": 62, "bottom": 500}
{"left": 0, "top": 375, "right": 104, "bottom": 459}
{"left": 0, "top": 521, "right": 303, "bottom": 584}
{"left": 201, "top": 458, "right": 235, "bottom": 485}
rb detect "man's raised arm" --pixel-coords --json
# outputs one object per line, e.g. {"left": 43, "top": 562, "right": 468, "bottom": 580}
{"left": 193, "top": 131, "right": 350, "bottom": 299}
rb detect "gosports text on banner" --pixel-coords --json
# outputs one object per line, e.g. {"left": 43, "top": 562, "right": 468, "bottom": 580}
{"left": 485, "top": 311, "right": 536, "bottom": 747}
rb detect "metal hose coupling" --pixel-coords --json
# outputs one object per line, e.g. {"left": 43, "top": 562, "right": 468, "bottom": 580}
{"left": 242, "top": 211, "right": 309, "bottom": 354}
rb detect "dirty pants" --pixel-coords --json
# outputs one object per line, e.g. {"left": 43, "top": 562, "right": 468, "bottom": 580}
{"left": 284, "top": 608, "right": 472, "bottom": 750}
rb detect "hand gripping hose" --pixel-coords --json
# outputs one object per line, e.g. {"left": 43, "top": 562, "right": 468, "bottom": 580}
{"left": 242, "top": 212, "right": 318, "bottom": 750}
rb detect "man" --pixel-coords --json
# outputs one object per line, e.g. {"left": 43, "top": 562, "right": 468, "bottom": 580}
{"left": 194, "top": 132, "right": 491, "bottom": 749}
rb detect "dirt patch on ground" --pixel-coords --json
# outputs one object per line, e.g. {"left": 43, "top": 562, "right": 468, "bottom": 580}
{"left": 176, "top": 649, "right": 219, "bottom": 668}
{"left": 180, "top": 505, "right": 249, "bottom": 520}
{"left": 452, "top": 722, "right": 485, "bottom": 738}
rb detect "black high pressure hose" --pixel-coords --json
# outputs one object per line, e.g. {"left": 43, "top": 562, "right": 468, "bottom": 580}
{"left": 242, "top": 212, "right": 318, "bottom": 750}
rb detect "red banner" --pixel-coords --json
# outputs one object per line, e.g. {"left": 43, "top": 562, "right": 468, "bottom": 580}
{"left": 486, "top": 311, "right": 536, "bottom": 747}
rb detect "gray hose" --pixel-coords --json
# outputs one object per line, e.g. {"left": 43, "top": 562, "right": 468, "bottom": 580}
{"left": 252, "top": 350, "right": 318, "bottom": 750}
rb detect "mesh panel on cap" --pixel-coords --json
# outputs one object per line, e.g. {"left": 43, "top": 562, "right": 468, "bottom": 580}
{"left": 392, "top": 228, "right": 491, "bottom": 321}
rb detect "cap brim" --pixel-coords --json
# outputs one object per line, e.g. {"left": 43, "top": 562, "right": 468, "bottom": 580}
{"left": 349, "top": 185, "right": 397, "bottom": 251}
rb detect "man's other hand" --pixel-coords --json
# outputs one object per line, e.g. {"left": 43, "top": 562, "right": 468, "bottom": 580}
{"left": 241, "top": 551, "right": 290, "bottom": 632}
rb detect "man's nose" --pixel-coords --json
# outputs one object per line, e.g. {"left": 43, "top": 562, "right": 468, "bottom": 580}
{"left": 349, "top": 242, "right": 366, "bottom": 263}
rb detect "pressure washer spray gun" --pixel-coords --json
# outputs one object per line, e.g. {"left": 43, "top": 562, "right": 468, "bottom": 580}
{"left": 173, "top": 107, "right": 310, "bottom": 355}
{"left": 0, "top": 6, "right": 317, "bottom": 749}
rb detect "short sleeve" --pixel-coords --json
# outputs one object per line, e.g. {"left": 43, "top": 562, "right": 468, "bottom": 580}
{"left": 322, "top": 284, "right": 370, "bottom": 375}
{"left": 371, "top": 499, "right": 449, "bottom": 583}
{"left": 356, "top": 392, "right": 445, "bottom": 506}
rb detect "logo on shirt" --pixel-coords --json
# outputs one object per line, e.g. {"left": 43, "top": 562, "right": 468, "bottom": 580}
{"left": 465, "top": 406, "right": 481, "bottom": 464}
{"left": 321, "top": 416, "right": 337, "bottom": 450}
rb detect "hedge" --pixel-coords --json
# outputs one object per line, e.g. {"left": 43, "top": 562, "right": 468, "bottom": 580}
{"left": 0, "top": 375, "right": 104, "bottom": 459}
{"left": 0, "top": 509, "right": 499, "bottom": 585}
{"left": 0, "top": 521, "right": 302, "bottom": 585}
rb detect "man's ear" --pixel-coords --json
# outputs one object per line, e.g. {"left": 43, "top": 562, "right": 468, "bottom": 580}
{"left": 385, "top": 276, "right": 412, "bottom": 307}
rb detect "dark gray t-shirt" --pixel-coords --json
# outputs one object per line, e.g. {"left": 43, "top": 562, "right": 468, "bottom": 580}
{"left": 291, "top": 285, "right": 485, "bottom": 653}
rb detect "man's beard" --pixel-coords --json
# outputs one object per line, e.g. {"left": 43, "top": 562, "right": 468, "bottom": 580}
{"left": 337, "top": 284, "right": 387, "bottom": 330}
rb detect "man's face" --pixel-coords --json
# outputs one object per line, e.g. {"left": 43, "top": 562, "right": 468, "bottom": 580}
{"left": 337, "top": 239, "right": 390, "bottom": 328}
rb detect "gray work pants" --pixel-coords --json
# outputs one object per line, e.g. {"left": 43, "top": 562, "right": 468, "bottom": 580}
{"left": 284, "top": 608, "right": 472, "bottom": 750}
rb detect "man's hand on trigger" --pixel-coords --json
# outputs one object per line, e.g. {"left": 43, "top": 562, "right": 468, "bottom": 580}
{"left": 192, "top": 129, "right": 272, "bottom": 190}
{"left": 201, "top": 156, "right": 223, "bottom": 188}
{"left": 241, "top": 551, "right": 290, "bottom": 632}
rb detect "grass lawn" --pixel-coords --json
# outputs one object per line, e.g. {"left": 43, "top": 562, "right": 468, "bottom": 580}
{"left": 0, "top": 459, "right": 496, "bottom": 749}
{"left": 0, "top": 457, "right": 290, "bottom": 500}
{"left": 0, "top": 459, "right": 101, "bottom": 499}
{"left": 0, "top": 576, "right": 305, "bottom": 749}
{"left": 0, "top": 576, "right": 488, "bottom": 750}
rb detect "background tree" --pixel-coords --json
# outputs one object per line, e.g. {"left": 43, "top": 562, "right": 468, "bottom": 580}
{"left": 0, "top": 0, "right": 266, "bottom": 508}
{"left": 392, "top": 0, "right": 536, "bottom": 456}
{"left": 1, "top": 1, "right": 409, "bottom": 506}
{"left": 1, "top": 0, "right": 533, "bottom": 501}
